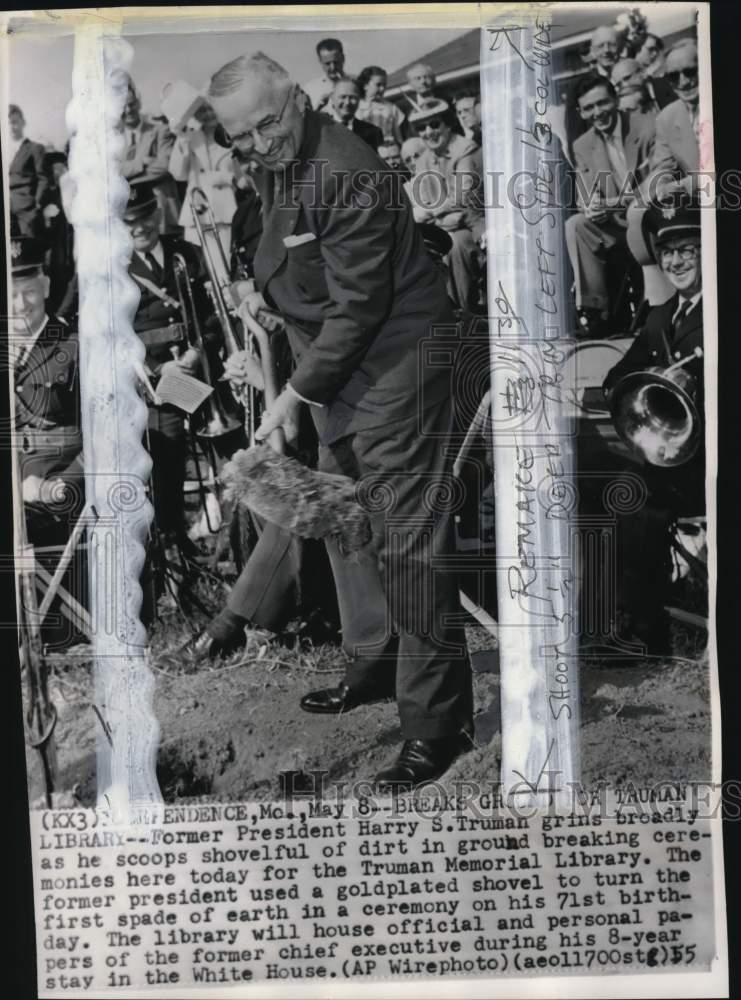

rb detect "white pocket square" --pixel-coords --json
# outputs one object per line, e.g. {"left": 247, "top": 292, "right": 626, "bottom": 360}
{"left": 283, "top": 232, "right": 317, "bottom": 248}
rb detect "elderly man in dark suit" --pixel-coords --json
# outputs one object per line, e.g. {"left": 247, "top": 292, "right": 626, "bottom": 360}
{"left": 326, "top": 77, "right": 384, "bottom": 151}
{"left": 210, "top": 51, "right": 473, "bottom": 789}
{"left": 7, "top": 105, "right": 48, "bottom": 237}
{"left": 565, "top": 74, "right": 655, "bottom": 334}
{"left": 602, "top": 203, "right": 704, "bottom": 656}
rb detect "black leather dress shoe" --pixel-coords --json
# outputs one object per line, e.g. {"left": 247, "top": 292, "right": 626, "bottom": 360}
{"left": 374, "top": 737, "right": 469, "bottom": 791}
{"left": 300, "top": 683, "right": 391, "bottom": 715}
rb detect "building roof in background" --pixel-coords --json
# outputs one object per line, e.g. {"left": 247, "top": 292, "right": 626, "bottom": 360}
{"left": 386, "top": 7, "right": 694, "bottom": 94}
{"left": 386, "top": 9, "right": 618, "bottom": 91}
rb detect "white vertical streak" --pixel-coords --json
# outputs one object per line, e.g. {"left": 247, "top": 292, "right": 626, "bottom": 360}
{"left": 68, "top": 24, "right": 162, "bottom": 820}
{"left": 481, "top": 7, "right": 580, "bottom": 807}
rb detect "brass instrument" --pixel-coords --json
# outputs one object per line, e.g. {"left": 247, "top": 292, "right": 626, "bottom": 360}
{"left": 171, "top": 251, "right": 243, "bottom": 438}
{"left": 609, "top": 348, "right": 703, "bottom": 468}
{"left": 189, "top": 186, "right": 258, "bottom": 443}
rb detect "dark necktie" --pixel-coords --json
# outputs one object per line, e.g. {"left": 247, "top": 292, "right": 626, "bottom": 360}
{"left": 145, "top": 251, "right": 163, "bottom": 285}
{"left": 674, "top": 299, "right": 691, "bottom": 330}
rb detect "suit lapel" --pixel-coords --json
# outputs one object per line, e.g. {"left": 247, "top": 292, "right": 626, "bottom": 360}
{"left": 623, "top": 112, "right": 646, "bottom": 173}
{"left": 10, "top": 137, "right": 30, "bottom": 173}
{"left": 673, "top": 298, "right": 703, "bottom": 352}
{"left": 254, "top": 118, "right": 324, "bottom": 290}
{"left": 589, "top": 128, "right": 611, "bottom": 177}
{"left": 674, "top": 101, "right": 698, "bottom": 172}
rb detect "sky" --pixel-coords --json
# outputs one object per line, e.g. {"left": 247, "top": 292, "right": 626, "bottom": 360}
{"left": 7, "top": 26, "right": 466, "bottom": 150}
{"left": 5, "top": 4, "right": 695, "bottom": 151}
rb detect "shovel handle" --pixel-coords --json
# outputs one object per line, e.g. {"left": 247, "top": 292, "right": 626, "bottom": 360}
{"left": 239, "top": 308, "right": 285, "bottom": 455}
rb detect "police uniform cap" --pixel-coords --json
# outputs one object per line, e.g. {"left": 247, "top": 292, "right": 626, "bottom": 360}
{"left": 123, "top": 178, "right": 159, "bottom": 221}
{"left": 646, "top": 200, "right": 701, "bottom": 248}
{"left": 11, "top": 236, "right": 46, "bottom": 277}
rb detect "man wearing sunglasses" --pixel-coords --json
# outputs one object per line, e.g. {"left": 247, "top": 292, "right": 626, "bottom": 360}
{"left": 209, "top": 52, "right": 473, "bottom": 791}
{"left": 648, "top": 40, "right": 700, "bottom": 203}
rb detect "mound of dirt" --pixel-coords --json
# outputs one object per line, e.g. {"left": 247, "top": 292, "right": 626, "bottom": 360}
{"left": 26, "top": 622, "right": 711, "bottom": 807}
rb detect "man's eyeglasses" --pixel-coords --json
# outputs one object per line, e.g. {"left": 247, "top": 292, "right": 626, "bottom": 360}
{"left": 223, "top": 87, "right": 294, "bottom": 151}
{"left": 418, "top": 118, "right": 442, "bottom": 131}
{"left": 658, "top": 244, "right": 699, "bottom": 263}
{"left": 665, "top": 65, "right": 698, "bottom": 88}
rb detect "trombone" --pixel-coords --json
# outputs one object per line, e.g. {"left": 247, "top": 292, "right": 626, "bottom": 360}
{"left": 171, "top": 251, "right": 243, "bottom": 440}
{"left": 189, "top": 186, "right": 260, "bottom": 444}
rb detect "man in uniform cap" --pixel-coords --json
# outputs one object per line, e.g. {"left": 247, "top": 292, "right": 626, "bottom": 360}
{"left": 601, "top": 201, "right": 704, "bottom": 658}
{"left": 11, "top": 235, "right": 83, "bottom": 545}
{"left": 124, "top": 178, "right": 207, "bottom": 547}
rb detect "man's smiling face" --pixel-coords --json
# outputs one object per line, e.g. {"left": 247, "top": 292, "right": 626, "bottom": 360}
{"left": 213, "top": 81, "right": 305, "bottom": 173}
{"left": 658, "top": 235, "right": 702, "bottom": 297}
{"left": 578, "top": 84, "right": 618, "bottom": 135}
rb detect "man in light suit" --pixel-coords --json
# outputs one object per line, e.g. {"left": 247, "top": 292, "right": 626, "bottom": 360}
{"left": 646, "top": 40, "right": 700, "bottom": 202}
{"left": 565, "top": 74, "right": 655, "bottom": 333}
{"left": 625, "top": 40, "right": 700, "bottom": 304}
{"left": 7, "top": 105, "right": 47, "bottom": 236}
{"left": 120, "top": 79, "right": 181, "bottom": 233}
{"left": 210, "top": 52, "right": 473, "bottom": 790}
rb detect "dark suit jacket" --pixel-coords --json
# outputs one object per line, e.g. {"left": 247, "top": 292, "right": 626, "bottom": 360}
{"left": 572, "top": 110, "right": 656, "bottom": 210}
{"left": 128, "top": 235, "right": 208, "bottom": 375}
{"left": 351, "top": 117, "right": 384, "bottom": 152}
{"left": 9, "top": 138, "right": 48, "bottom": 232}
{"left": 603, "top": 293, "right": 705, "bottom": 514}
{"left": 253, "top": 110, "right": 452, "bottom": 443}
{"left": 121, "top": 117, "right": 181, "bottom": 231}
{"left": 14, "top": 318, "right": 82, "bottom": 483}
{"left": 645, "top": 75, "right": 676, "bottom": 112}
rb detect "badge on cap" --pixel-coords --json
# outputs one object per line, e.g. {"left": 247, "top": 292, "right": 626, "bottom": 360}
{"left": 661, "top": 205, "right": 677, "bottom": 220}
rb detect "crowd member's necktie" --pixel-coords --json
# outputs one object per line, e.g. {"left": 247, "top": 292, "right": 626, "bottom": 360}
{"left": 605, "top": 132, "right": 628, "bottom": 189}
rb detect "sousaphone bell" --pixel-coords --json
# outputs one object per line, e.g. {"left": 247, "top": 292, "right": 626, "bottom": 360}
{"left": 609, "top": 348, "right": 703, "bottom": 468}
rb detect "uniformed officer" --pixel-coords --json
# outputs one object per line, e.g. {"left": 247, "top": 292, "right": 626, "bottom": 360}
{"left": 602, "top": 202, "right": 704, "bottom": 655}
{"left": 124, "top": 179, "right": 207, "bottom": 545}
{"left": 10, "top": 235, "right": 83, "bottom": 547}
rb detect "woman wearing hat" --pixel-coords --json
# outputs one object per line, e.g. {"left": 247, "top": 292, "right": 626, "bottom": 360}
{"left": 168, "top": 101, "right": 239, "bottom": 258}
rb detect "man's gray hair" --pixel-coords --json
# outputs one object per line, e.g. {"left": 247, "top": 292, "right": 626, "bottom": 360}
{"left": 333, "top": 75, "right": 359, "bottom": 92}
{"left": 407, "top": 62, "right": 433, "bottom": 80}
{"left": 209, "top": 52, "right": 290, "bottom": 99}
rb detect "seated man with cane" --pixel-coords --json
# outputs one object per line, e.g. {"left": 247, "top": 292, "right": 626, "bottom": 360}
{"left": 209, "top": 51, "right": 473, "bottom": 790}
